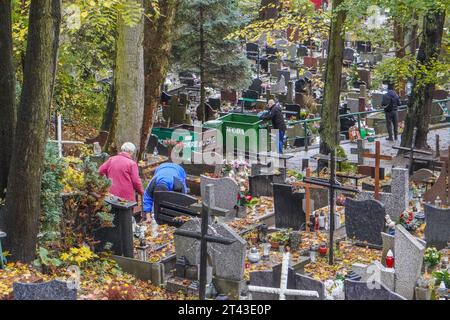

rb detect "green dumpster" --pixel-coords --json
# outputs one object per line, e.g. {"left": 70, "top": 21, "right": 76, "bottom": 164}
{"left": 216, "top": 113, "right": 266, "bottom": 153}
{"left": 151, "top": 124, "right": 218, "bottom": 157}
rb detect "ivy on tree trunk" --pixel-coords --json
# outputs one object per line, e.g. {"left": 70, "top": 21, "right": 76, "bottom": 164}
{"left": 400, "top": 9, "right": 446, "bottom": 151}
{"left": 138, "top": 0, "right": 180, "bottom": 160}
{"left": 0, "top": 0, "right": 16, "bottom": 199}
{"left": 319, "top": 0, "right": 346, "bottom": 160}
{"left": 4, "top": 0, "right": 61, "bottom": 263}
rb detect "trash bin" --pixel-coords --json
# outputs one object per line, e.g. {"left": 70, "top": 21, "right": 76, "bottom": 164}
{"left": 217, "top": 113, "right": 265, "bottom": 153}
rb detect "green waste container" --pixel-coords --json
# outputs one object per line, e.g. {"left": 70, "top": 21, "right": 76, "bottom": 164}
{"left": 151, "top": 124, "right": 218, "bottom": 156}
{"left": 216, "top": 113, "right": 266, "bottom": 153}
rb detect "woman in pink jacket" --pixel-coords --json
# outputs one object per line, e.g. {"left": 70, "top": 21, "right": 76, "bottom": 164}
{"left": 99, "top": 142, "right": 144, "bottom": 202}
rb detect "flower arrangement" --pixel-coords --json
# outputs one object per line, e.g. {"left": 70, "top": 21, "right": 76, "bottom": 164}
{"left": 268, "top": 229, "right": 291, "bottom": 246}
{"left": 237, "top": 192, "right": 258, "bottom": 208}
{"left": 399, "top": 210, "right": 420, "bottom": 231}
{"left": 424, "top": 247, "right": 441, "bottom": 270}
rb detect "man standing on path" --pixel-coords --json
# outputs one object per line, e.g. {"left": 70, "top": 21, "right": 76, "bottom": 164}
{"left": 382, "top": 83, "right": 401, "bottom": 141}
{"left": 260, "top": 99, "right": 287, "bottom": 154}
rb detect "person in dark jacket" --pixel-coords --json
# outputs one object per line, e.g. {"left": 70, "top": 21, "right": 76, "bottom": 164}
{"left": 260, "top": 99, "right": 287, "bottom": 154}
{"left": 381, "top": 84, "right": 401, "bottom": 141}
{"left": 142, "top": 163, "right": 188, "bottom": 223}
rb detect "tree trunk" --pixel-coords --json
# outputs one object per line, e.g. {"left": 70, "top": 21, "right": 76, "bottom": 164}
{"left": 138, "top": 0, "right": 180, "bottom": 160}
{"left": 400, "top": 9, "right": 446, "bottom": 151}
{"left": 199, "top": 5, "right": 206, "bottom": 123}
{"left": 0, "top": 0, "right": 16, "bottom": 198}
{"left": 111, "top": 0, "right": 145, "bottom": 155}
{"left": 101, "top": 82, "right": 116, "bottom": 132}
{"left": 407, "top": 12, "right": 419, "bottom": 55}
{"left": 319, "top": 0, "right": 346, "bottom": 162}
{"left": 393, "top": 19, "right": 406, "bottom": 97}
{"left": 4, "top": 0, "right": 61, "bottom": 262}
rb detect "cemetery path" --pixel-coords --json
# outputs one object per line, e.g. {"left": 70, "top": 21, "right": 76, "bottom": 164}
{"left": 286, "top": 127, "right": 450, "bottom": 172}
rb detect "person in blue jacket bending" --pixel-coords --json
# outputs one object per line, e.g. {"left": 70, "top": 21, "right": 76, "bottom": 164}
{"left": 142, "top": 163, "right": 188, "bottom": 223}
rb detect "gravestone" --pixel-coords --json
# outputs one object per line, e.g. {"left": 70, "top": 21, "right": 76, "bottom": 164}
{"left": 249, "top": 78, "right": 263, "bottom": 95}
{"left": 351, "top": 261, "right": 395, "bottom": 291}
{"left": 310, "top": 187, "right": 329, "bottom": 211}
{"left": 424, "top": 204, "right": 450, "bottom": 250}
{"left": 200, "top": 175, "right": 239, "bottom": 212}
{"left": 371, "top": 92, "right": 384, "bottom": 108}
{"left": 271, "top": 75, "right": 287, "bottom": 95}
{"left": 277, "top": 70, "right": 291, "bottom": 83}
{"left": 358, "top": 168, "right": 409, "bottom": 221}
{"left": 174, "top": 219, "right": 246, "bottom": 282}
{"left": 153, "top": 191, "right": 199, "bottom": 226}
{"left": 297, "top": 45, "right": 308, "bottom": 57}
{"left": 411, "top": 168, "right": 436, "bottom": 184}
{"left": 344, "top": 198, "right": 386, "bottom": 246}
{"left": 13, "top": 280, "right": 77, "bottom": 300}
{"left": 249, "top": 262, "right": 324, "bottom": 300}
{"left": 273, "top": 183, "right": 306, "bottom": 230}
{"left": 347, "top": 98, "right": 359, "bottom": 113}
{"left": 394, "top": 225, "right": 426, "bottom": 300}
{"left": 350, "top": 139, "right": 370, "bottom": 165}
{"left": 269, "top": 63, "right": 280, "bottom": 78}
{"left": 344, "top": 279, "right": 406, "bottom": 300}
{"left": 286, "top": 44, "right": 298, "bottom": 60}
{"left": 303, "top": 57, "right": 317, "bottom": 69}
{"left": 343, "top": 47, "right": 356, "bottom": 62}
{"left": 357, "top": 68, "right": 371, "bottom": 87}
{"left": 357, "top": 165, "right": 385, "bottom": 180}
{"left": 95, "top": 197, "right": 136, "bottom": 258}
{"left": 381, "top": 232, "right": 395, "bottom": 267}
{"left": 249, "top": 170, "right": 286, "bottom": 197}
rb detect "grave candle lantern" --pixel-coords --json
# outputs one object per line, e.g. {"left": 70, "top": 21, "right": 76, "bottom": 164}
{"left": 386, "top": 250, "right": 394, "bottom": 268}
{"left": 319, "top": 243, "right": 327, "bottom": 256}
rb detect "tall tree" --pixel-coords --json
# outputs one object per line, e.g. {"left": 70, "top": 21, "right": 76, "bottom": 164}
{"left": 401, "top": 8, "right": 446, "bottom": 150}
{"left": 138, "top": 0, "right": 180, "bottom": 160}
{"left": 319, "top": 0, "right": 347, "bottom": 156}
{"left": 109, "top": 0, "right": 145, "bottom": 154}
{"left": 4, "top": 0, "right": 61, "bottom": 262}
{"left": 0, "top": 0, "right": 16, "bottom": 198}
{"left": 172, "top": 0, "right": 252, "bottom": 122}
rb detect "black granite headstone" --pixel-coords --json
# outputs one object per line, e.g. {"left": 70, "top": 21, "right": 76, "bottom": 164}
{"left": 424, "top": 204, "right": 450, "bottom": 250}
{"left": 273, "top": 183, "right": 306, "bottom": 230}
{"left": 344, "top": 198, "right": 386, "bottom": 246}
{"left": 13, "top": 280, "right": 77, "bottom": 300}
{"left": 153, "top": 191, "right": 199, "bottom": 226}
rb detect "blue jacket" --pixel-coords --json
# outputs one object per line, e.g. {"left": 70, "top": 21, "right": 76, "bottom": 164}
{"left": 143, "top": 163, "right": 188, "bottom": 212}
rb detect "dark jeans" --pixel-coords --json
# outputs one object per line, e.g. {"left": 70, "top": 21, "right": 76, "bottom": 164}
{"left": 385, "top": 110, "right": 398, "bottom": 140}
{"left": 278, "top": 130, "right": 285, "bottom": 154}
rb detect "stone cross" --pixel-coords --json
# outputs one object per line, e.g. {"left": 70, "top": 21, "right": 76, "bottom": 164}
{"left": 173, "top": 184, "right": 236, "bottom": 300}
{"left": 248, "top": 252, "right": 319, "bottom": 300}
{"left": 350, "top": 139, "right": 370, "bottom": 165}
{"left": 361, "top": 141, "right": 392, "bottom": 200}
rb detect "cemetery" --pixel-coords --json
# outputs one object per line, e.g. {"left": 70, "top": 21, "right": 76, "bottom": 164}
{"left": 0, "top": 0, "right": 449, "bottom": 304}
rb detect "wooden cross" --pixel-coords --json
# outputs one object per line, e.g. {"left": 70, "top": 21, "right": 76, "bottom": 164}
{"left": 303, "top": 150, "right": 359, "bottom": 265}
{"left": 248, "top": 252, "right": 319, "bottom": 300}
{"left": 173, "top": 184, "right": 236, "bottom": 300}
{"left": 350, "top": 139, "right": 370, "bottom": 165}
{"left": 296, "top": 168, "right": 326, "bottom": 231}
{"left": 361, "top": 141, "right": 392, "bottom": 200}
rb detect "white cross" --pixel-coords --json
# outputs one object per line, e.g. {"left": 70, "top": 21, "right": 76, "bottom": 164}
{"left": 248, "top": 252, "right": 320, "bottom": 300}
{"left": 49, "top": 114, "right": 84, "bottom": 158}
